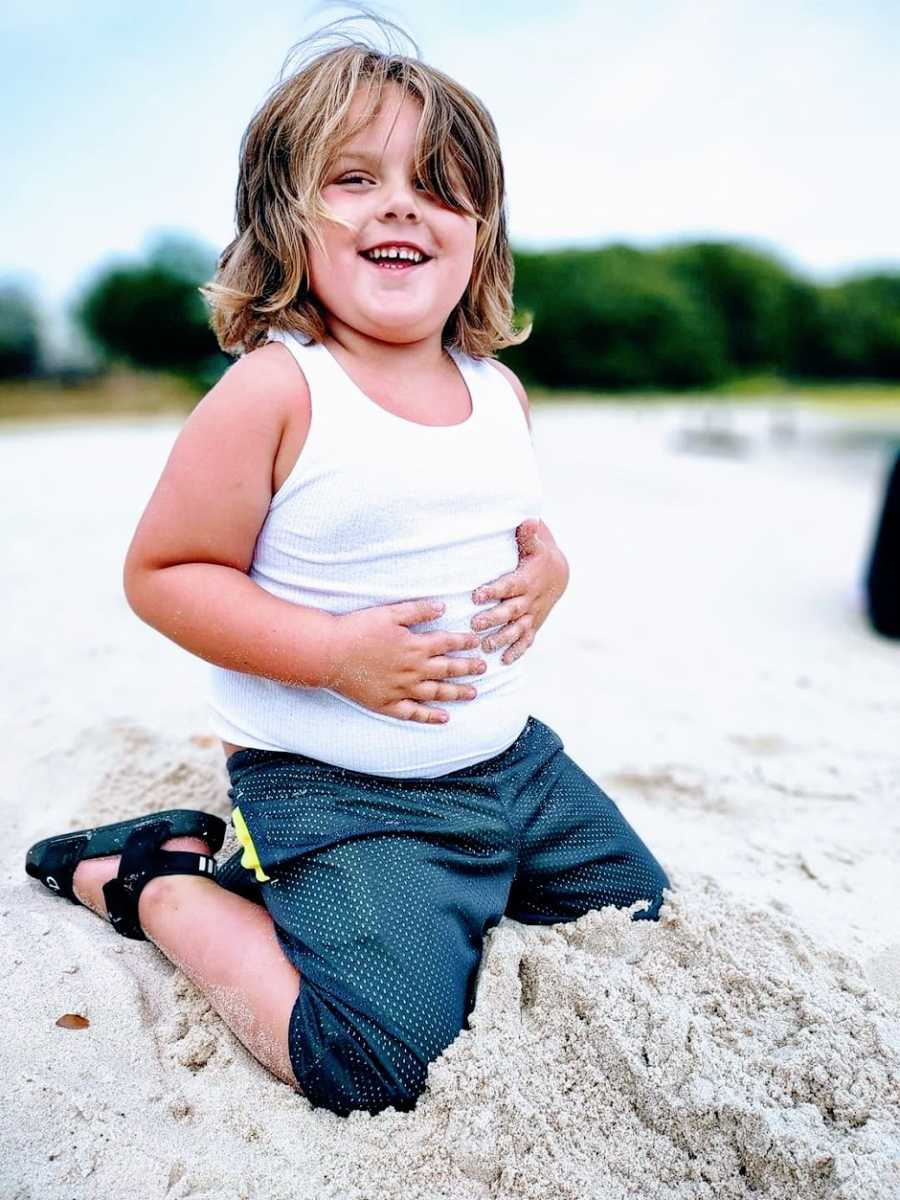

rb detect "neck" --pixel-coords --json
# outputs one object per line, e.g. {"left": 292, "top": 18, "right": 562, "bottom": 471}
{"left": 323, "top": 317, "right": 449, "bottom": 375}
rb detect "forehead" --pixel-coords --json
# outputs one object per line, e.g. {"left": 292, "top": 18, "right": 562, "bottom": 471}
{"left": 330, "top": 78, "right": 474, "bottom": 206}
{"left": 339, "top": 82, "right": 423, "bottom": 157}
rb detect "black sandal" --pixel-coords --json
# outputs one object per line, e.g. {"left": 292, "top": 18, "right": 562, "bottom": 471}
{"left": 25, "top": 809, "right": 226, "bottom": 940}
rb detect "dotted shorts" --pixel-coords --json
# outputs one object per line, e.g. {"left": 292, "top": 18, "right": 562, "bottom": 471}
{"left": 225, "top": 715, "right": 670, "bottom": 1116}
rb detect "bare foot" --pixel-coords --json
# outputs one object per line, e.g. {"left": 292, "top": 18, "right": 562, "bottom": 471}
{"left": 72, "top": 836, "right": 214, "bottom": 919}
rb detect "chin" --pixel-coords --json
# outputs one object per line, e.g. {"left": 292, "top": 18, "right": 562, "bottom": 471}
{"left": 366, "top": 324, "right": 432, "bottom": 345}
{"left": 359, "top": 310, "right": 439, "bottom": 341}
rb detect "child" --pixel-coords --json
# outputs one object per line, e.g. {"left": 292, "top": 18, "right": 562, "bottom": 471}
{"left": 26, "top": 23, "right": 671, "bottom": 1117}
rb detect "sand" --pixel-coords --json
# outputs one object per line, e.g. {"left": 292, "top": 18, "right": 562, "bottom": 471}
{"left": 2, "top": 401, "right": 899, "bottom": 1199}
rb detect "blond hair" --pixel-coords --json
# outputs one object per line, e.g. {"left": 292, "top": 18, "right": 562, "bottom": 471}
{"left": 200, "top": 14, "right": 529, "bottom": 358}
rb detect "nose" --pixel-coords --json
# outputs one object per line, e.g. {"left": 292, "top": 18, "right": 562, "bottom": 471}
{"left": 378, "top": 177, "right": 422, "bottom": 224}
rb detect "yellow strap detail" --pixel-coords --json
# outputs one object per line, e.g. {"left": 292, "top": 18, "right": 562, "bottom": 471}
{"left": 231, "top": 806, "right": 271, "bottom": 882}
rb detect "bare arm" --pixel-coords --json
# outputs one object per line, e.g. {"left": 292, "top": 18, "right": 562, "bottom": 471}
{"left": 125, "top": 564, "right": 337, "bottom": 686}
{"left": 123, "top": 344, "right": 338, "bottom": 688}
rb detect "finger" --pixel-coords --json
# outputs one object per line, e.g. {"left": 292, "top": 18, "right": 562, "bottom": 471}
{"left": 427, "top": 631, "right": 482, "bottom": 653}
{"left": 500, "top": 629, "right": 534, "bottom": 665}
{"left": 475, "top": 578, "right": 504, "bottom": 600}
{"left": 482, "top": 619, "right": 526, "bottom": 653}
{"left": 411, "top": 680, "right": 479, "bottom": 702}
{"left": 472, "top": 574, "right": 529, "bottom": 605}
{"left": 472, "top": 577, "right": 509, "bottom": 605}
{"left": 515, "top": 519, "right": 542, "bottom": 551}
{"left": 471, "top": 595, "right": 529, "bottom": 632}
{"left": 411, "top": 704, "right": 450, "bottom": 722}
{"left": 393, "top": 599, "right": 446, "bottom": 626}
{"left": 387, "top": 699, "right": 450, "bottom": 723}
{"left": 426, "top": 654, "right": 487, "bottom": 678}
{"left": 471, "top": 607, "right": 505, "bottom": 632}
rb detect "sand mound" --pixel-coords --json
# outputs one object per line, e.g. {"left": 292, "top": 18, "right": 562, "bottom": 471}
{"left": 326, "top": 881, "right": 900, "bottom": 1200}
{"left": 8, "top": 835, "right": 899, "bottom": 1199}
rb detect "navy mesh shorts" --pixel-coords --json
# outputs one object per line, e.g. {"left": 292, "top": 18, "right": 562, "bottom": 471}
{"left": 224, "top": 715, "right": 671, "bottom": 1117}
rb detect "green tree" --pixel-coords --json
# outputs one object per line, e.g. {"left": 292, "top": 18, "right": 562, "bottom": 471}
{"left": 505, "top": 245, "right": 727, "bottom": 390}
{"left": 0, "top": 282, "right": 42, "bottom": 379}
{"left": 802, "top": 274, "right": 900, "bottom": 380}
{"left": 657, "top": 241, "right": 801, "bottom": 373}
{"left": 73, "top": 233, "right": 230, "bottom": 389}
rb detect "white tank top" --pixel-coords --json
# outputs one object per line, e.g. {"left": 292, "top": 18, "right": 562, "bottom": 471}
{"left": 207, "top": 329, "right": 544, "bottom": 777}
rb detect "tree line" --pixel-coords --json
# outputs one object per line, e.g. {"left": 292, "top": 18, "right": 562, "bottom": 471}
{"left": 3, "top": 233, "right": 899, "bottom": 393}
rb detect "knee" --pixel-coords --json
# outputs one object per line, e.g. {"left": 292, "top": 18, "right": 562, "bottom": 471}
{"left": 135, "top": 869, "right": 214, "bottom": 925}
{"left": 296, "top": 1025, "right": 431, "bottom": 1117}
{"left": 288, "top": 984, "right": 451, "bottom": 1117}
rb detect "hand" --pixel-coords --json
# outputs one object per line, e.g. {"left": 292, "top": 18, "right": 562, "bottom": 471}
{"left": 323, "top": 598, "right": 487, "bottom": 724}
{"left": 470, "top": 519, "right": 570, "bottom": 664}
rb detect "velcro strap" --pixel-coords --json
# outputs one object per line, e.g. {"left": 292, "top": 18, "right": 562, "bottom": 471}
{"left": 103, "top": 824, "right": 218, "bottom": 941}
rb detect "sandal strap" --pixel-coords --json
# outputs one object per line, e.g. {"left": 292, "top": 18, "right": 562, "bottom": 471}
{"left": 26, "top": 809, "right": 227, "bottom": 908}
{"left": 102, "top": 822, "right": 218, "bottom": 941}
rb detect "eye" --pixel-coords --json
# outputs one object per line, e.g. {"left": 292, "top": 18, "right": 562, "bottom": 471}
{"left": 338, "top": 175, "right": 434, "bottom": 193}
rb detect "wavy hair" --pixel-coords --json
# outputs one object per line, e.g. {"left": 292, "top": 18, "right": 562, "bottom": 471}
{"left": 200, "top": 13, "right": 529, "bottom": 358}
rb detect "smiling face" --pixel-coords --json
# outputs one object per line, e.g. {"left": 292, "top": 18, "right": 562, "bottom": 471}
{"left": 307, "top": 82, "right": 479, "bottom": 347}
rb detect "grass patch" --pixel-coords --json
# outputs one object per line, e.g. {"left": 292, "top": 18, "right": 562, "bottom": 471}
{"left": 527, "top": 377, "right": 900, "bottom": 410}
{"left": 714, "top": 373, "right": 900, "bottom": 406}
{"left": 2, "top": 368, "right": 899, "bottom": 426}
{"left": 0, "top": 369, "right": 199, "bottom": 424}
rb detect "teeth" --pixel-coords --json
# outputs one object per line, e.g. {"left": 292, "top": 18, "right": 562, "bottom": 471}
{"left": 365, "top": 247, "right": 424, "bottom": 263}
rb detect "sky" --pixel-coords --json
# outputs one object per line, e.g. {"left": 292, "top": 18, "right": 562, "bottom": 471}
{"left": 3, "top": 0, "right": 899, "bottom": 359}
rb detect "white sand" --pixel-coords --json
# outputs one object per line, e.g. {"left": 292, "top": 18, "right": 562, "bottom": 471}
{"left": 2, "top": 402, "right": 899, "bottom": 1199}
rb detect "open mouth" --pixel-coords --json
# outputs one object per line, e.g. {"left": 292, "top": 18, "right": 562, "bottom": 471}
{"left": 357, "top": 253, "right": 432, "bottom": 272}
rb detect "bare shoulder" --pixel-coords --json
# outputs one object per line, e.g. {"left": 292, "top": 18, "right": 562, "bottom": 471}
{"left": 123, "top": 341, "right": 312, "bottom": 578}
{"left": 217, "top": 339, "right": 310, "bottom": 421}
{"left": 485, "top": 358, "right": 531, "bottom": 432}
{"left": 214, "top": 341, "right": 312, "bottom": 495}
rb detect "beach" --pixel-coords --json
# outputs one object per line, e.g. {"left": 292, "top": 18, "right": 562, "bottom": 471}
{"left": 3, "top": 400, "right": 899, "bottom": 1199}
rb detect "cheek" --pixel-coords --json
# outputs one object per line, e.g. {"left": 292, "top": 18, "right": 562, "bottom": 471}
{"left": 307, "top": 258, "right": 353, "bottom": 321}
{"left": 455, "top": 213, "right": 478, "bottom": 257}
{"left": 311, "top": 201, "right": 359, "bottom": 257}
{"left": 446, "top": 222, "right": 478, "bottom": 285}
{"left": 307, "top": 229, "right": 355, "bottom": 293}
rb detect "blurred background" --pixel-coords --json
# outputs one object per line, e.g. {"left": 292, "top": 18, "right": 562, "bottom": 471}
{"left": 3, "top": 0, "right": 900, "bottom": 988}
{"left": 2, "top": 0, "right": 898, "bottom": 409}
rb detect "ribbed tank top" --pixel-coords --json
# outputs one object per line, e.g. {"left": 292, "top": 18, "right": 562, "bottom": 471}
{"left": 207, "top": 329, "right": 544, "bottom": 778}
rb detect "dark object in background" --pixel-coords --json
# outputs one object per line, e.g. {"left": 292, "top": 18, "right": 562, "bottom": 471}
{"left": 866, "top": 449, "right": 900, "bottom": 638}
